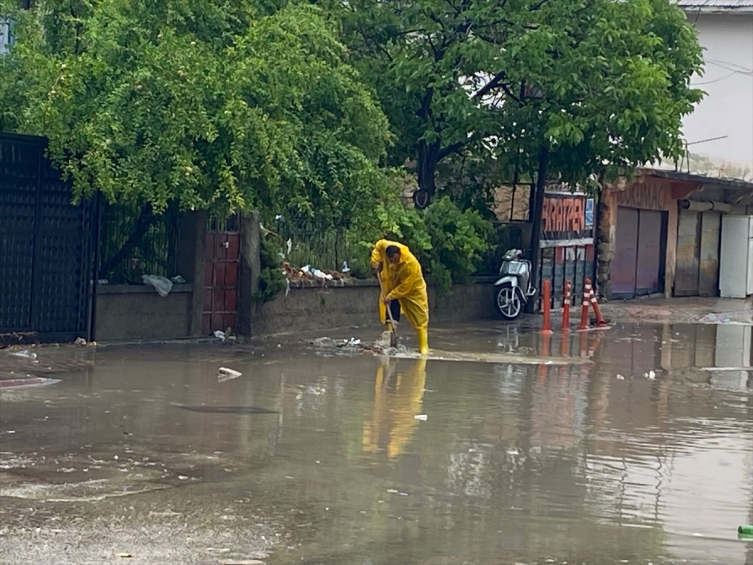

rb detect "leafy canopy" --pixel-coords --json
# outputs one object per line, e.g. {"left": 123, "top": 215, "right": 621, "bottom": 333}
{"left": 334, "top": 0, "right": 704, "bottom": 196}
{"left": 0, "top": 0, "right": 392, "bottom": 219}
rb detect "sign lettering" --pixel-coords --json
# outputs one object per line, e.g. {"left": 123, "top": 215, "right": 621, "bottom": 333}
{"left": 615, "top": 181, "right": 666, "bottom": 211}
{"left": 542, "top": 196, "right": 585, "bottom": 233}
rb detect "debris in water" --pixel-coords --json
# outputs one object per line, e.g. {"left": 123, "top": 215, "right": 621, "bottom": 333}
{"left": 214, "top": 330, "right": 227, "bottom": 342}
{"left": 643, "top": 370, "right": 656, "bottom": 380}
{"left": 414, "top": 414, "right": 428, "bottom": 421}
{"left": 0, "top": 377, "right": 60, "bottom": 389}
{"left": 11, "top": 350, "right": 37, "bottom": 360}
{"left": 173, "top": 404, "right": 278, "bottom": 415}
{"left": 74, "top": 337, "right": 87, "bottom": 346}
{"left": 218, "top": 367, "right": 242, "bottom": 382}
{"left": 616, "top": 374, "right": 625, "bottom": 380}
{"left": 115, "top": 553, "right": 133, "bottom": 558}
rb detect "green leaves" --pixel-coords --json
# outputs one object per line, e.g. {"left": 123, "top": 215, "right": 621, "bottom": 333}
{"left": 332, "top": 0, "right": 704, "bottom": 197}
{"left": 422, "top": 196, "right": 493, "bottom": 292}
{"left": 0, "top": 0, "right": 391, "bottom": 224}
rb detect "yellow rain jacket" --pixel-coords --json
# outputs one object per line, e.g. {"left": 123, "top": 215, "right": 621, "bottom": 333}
{"left": 362, "top": 359, "right": 427, "bottom": 458}
{"left": 370, "top": 239, "right": 429, "bottom": 331}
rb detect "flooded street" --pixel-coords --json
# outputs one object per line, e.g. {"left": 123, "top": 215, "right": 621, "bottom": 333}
{"left": 2, "top": 321, "right": 753, "bottom": 564}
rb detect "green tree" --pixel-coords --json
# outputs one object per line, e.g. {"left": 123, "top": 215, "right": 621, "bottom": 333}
{"left": 0, "top": 0, "right": 393, "bottom": 221}
{"left": 335, "top": 0, "right": 704, "bottom": 201}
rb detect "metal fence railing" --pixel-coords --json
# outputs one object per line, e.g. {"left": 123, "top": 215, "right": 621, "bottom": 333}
{"left": 270, "top": 217, "right": 365, "bottom": 274}
{"left": 475, "top": 221, "right": 528, "bottom": 277}
{"left": 98, "top": 202, "right": 181, "bottom": 283}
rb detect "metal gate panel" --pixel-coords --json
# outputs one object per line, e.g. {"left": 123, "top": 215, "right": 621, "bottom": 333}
{"left": 674, "top": 209, "right": 701, "bottom": 296}
{"left": 636, "top": 210, "right": 664, "bottom": 295}
{"left": 699, "top": 211, "right": 721, "bottom": 297}
{"left": 0, "top": 133, "right": 95, "bottom": 343}
{"left": 202, "top": 229, "right": 240, "bottom": 335}
{"left": 611, "top": 207, "right": 638, "bottom": 297}
{"left": 34, "top": 159, "right": 94, "bottom": 337}
{"left": 0, "top": 137, "right": 40, "bottom": 332}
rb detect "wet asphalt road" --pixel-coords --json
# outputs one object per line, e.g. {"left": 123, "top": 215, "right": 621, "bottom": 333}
{"left": 2, "top": 320, "right": 753, "bottom": 564}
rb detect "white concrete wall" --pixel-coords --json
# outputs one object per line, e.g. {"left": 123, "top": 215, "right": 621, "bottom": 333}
{"left": 682, "top": 13, "right": 753, "bottom": 180}
{"left": 0, "top": 20, "right": 10, "bottom": 55}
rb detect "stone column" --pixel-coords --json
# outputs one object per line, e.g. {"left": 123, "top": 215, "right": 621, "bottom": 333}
{"left": 596, "top": 187, "right": 618, "bottom": 299}
{"left": 188, "top": 210, "right": 208, "bottom": 336}
{"left": 238, "top": 211, "right": 261, "bottom": 337}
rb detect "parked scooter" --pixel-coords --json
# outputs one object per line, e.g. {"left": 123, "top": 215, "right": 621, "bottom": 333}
{"left": 494, "top": 249, "right": 536, "bottom": 320}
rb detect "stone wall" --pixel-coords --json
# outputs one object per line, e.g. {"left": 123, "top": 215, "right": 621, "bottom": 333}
{"left": 94, "top": 278, "right": 498, "bottom": 342}
{"left": 249, "top": 279, "right": 499, "bottom": 336}
{"left": 95, "top": 284, "right": 194, "bottom": 342}
{"left": 93, "top": 209, "right": 502, "bottom": 342}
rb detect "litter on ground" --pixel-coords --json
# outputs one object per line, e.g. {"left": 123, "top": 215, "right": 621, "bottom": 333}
{"left": 305, "top": 336, "right": 590, "bottom": 365}
{"left": 218, "top": 368, "right": 243, "bottom": 383}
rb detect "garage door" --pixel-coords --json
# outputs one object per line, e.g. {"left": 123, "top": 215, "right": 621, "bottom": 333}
{"left": 612, "top": 207, "right": 666, "bottom": 299}
{"left": 636, "top": 210, "right": 663, "bottom": 295}
{"left": 675, "top": 209, "right": 701, "bottom": 296}
{"left": 612, "top": 207, "right": 638, "bottom": 296}
{"left": 674, "top": 209, "right": 721, "bottom": 297}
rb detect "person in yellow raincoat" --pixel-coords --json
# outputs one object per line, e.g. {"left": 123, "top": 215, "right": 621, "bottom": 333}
{"left": 370, "top": 239, "right": 429, "bottom": 354}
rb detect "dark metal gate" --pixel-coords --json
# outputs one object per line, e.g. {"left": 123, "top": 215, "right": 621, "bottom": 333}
{"left": 202, "top": 216, "right": 240, "bottom": 336}
{"left": 0, "top": 133, "right": 96, "bottom": 344}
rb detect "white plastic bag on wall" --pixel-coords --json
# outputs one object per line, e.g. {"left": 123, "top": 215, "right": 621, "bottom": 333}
{"left": 142, "top": 275, "right": 173, "bottom": 297}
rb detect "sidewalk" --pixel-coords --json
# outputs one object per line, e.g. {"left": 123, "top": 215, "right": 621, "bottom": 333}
{"left": 599, "top": 296, "right": 753, "bottom": 325}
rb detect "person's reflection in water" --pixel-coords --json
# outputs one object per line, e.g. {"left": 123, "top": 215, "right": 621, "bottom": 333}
{"left": 362, "top": 358, "right": 427, "bottom": 458}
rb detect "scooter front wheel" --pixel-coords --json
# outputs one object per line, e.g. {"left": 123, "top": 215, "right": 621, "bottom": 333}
{"left": 495, "top": 285, "right": 523, "bottom": 320}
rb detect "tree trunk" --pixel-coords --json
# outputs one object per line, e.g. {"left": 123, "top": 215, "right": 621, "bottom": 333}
{"left": 417, "top": 140, "right": 440, "bottom": 196}
{"left": 526, "top": 145, "right": 549, "bottom": 313}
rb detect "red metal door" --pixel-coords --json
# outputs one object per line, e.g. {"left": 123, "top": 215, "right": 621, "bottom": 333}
{"left": 611, "top": 207, "right": 638, "bottom": 297}
{"left": 636, "top": 210, "right": 664, "bottom": 295}
{"left": 202, "top": 229, "right": 240, "bottom": 335}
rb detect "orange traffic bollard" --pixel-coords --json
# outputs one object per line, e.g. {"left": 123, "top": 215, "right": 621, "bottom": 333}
{"left": 541, "top": 279, "right": 552, "bottom": 334}
{"left": 577, "top": 279, "right": 592, "bottom": 330}
{"left": 562, "top": 279, "right": 572, "bottom": 332}
{"left": 589, "top": 288, "right": 608, "bottom": 327}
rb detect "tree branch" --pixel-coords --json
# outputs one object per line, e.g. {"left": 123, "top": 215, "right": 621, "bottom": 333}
{"left": 528, "top": 0, "right": 551, "bottom": 11}
{"left": 500, "top": 83, "right": 522, "bottom": 104}
{"left": 438, "top": 142, "right": 464, "bottom": 160}
{"left": 473, "top": 71, "right": 506, "bottom": 99}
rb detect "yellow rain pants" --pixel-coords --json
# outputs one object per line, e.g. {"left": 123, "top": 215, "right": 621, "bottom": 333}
{"left": 370, "top": 239, "right": 429, "bottom": 352}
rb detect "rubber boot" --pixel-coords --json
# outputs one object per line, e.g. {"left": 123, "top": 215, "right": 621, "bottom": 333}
{"left": 417, "top": 327, "right": 429, "bottom": 355}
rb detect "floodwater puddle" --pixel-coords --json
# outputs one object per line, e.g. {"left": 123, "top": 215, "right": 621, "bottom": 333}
{"left": 1, "top": 322, "right": 753, "bottom": 564}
